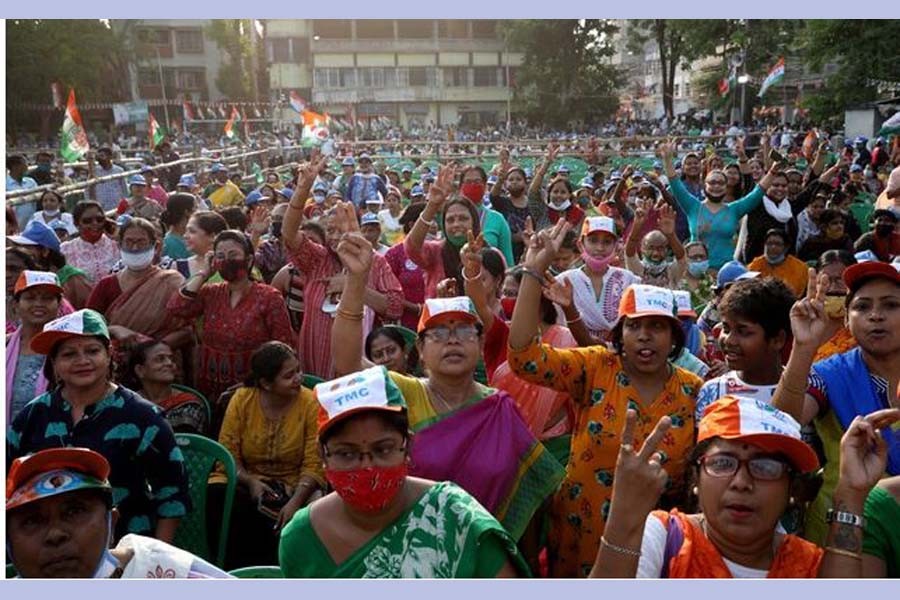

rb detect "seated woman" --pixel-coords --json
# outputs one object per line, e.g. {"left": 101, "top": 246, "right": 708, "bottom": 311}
{"left": 590, "top": 397, "right": 898, "bottom": 578}
{"left": 862, "top": 474, "right": 900, "bottom": 578}
{"left": 6, "top": 309, "right": 190, "bottom": 543}
{"left": 209, "top": 341, "right": 324, "bottom": 570}
{"left": 279, "top": 366, "right": 528, "bottom": 578}
{"left": 6, "top": 271, "right": 64, "bottom": 421}
{"left": 124, "top": 340, "right": 208, "bottom": 435}
{"left": 365, "top": 325, "right": 419, "bottom": 376}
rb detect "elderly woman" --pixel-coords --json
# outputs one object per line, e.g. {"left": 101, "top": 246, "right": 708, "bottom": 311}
{"left": 6, "top": 309, "right": 190, "bottom": 543}
{"left": 590, "top": 398, "right": 898, "bottom": 578}
{"left": 772, "top": 261, "right": 900, "bottom": 545}
{"left": 208, "top": 341, "right": 323, "bottom": 569}
{"left": 278, "top": 366, "right": 528, "bottom": 578}
{"left": 330, "top": 213, "right": 565, "bottom": 544}
{"left": 167, "top": 230, "right": 294, "bottom": 426}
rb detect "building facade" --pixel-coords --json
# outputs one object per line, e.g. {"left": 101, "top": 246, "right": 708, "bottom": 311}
{"left": 265, "top": 19, "right": 524, "bottom": 129}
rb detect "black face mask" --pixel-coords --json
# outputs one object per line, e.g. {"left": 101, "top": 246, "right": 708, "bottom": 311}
{"left": 875, "top": 223, "right": 895, "bottom": 237}
{"left": 270, "top": 221, "right": 283, "bottom": 238}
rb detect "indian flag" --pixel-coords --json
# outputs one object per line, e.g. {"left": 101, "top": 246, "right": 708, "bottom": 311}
{"left": 59, "top": 89, "right": 90, "bottom": 162}
{"left": 758, "top": 57, "right": 785, "bottom": 98}
{"left": 182, "top": 100, "right": 195, "bottom": 121}
{"left": 224, "top": 107, "right": 239, "bottom": 139}
{"left": 878, "top": 111, "right": 900, "bottom": 137}
{"left": 289, "top": 91, "right": 306, "bottom": 114}
{"left": 149, "top": 113, "right": 165, "bottom": 150}
{"left": 301, "top": 109, "right": 330, "bottom": 147}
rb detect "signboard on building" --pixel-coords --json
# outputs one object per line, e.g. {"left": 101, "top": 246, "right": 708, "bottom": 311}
{"left": 112, "top": 101, "right": 150, "bottom": 125}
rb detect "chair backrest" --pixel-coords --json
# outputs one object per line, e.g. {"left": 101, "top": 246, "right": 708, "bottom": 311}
{"left": 172, "top": 383, "right": 212, "bottom": 430}
{"left": 172, "top": 433, "right": 236, "bottom": 568}
{"left": 228, "top": 565, "right": 284, "bottom": 579}
{"left": 6, "top": 563, "right": 17, "bottom": 578}
{"left": 302, "top": 374, "right": 324, "bottom": 389}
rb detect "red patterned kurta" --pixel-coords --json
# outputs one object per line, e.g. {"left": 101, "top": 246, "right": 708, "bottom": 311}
{"left": 289, "top": 236, "right": 404, "bottom": 379}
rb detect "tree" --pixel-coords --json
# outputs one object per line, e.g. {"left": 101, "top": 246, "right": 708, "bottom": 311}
{"left": 502, "top": 20, "right": 624, "bottom": 128}
{"left": 206, "top": 19, "right": 256, "bottom": 100}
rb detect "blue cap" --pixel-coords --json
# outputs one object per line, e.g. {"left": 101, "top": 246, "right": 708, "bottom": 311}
{"left": 401, "top": 166, "right": 412, "bottom": 173}
{"left": 140, "top": 164, "right": 154, "bottom": 173}
{"left": 557, "top": 165, "right": 570, "bottom": 174}
{"left": 177, "top": 174, "right": 196, "bottom": 188}
{"left": 341, "top": 156, "right": 356, "bottom": 167}
{"left": 116, "top": 214, "right": 132, "bottom": 228}
{"left": 276, "top": 187, "right": 293, "bottom": 201}
{"left": 716, "top": 260, "right": 760, "bottom": 289}
{"left": 854, "top": 136, "right": 868, "bottom": 145}
{"left": 633, "top": 170, "right": 645, "bottom": 179}
{"left": 210, "top": 163, "right": 227, "bottom": 173}
{"left": 9, "top": 220, "right": 61, "bottom": 253}
{"left": 411, "top": 185, "right": 425, "bottom": 197}
{"left": 611, "top": 170, "right": 622, "bottom": 179}
{"left": 245, "top": 190, "right": 264, "bottom": 206}
{"left": 578, "top": 177, "right": 594, "bottom": 189}
{"left": 653, "top": 161, "right": 663, "bottom": 170}
{"left": 360, "top": 213, "right": 380, "bottom": 226}
{"left": 128, "top": 174, "right": 147, "bottom": 186}
{"left": 313, "top": 181, "right": 329, "bottom": 193}
{"left": 358, "top": 153, "right": 372, "bottom": 162}
{"left": 487, "top": 175, "right": 498, "bottom": 185}
{"left": 423, "top": 174, "right": 435, "bottom": 183}
{"left": 850, "top": 164, "right": 863, "bottom": 173}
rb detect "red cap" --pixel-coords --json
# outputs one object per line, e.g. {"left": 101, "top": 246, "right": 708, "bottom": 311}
{"left": 843, "top": 261, "right": 900, "bottom": 296}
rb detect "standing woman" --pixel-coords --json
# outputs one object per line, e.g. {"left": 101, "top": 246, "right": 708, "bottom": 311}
{"left": 26, "top": 189, "right": 77, "bottom": 233}
{"left": 167, "top": 230, "right": 294, "bottom": 427}
{"left": 507, "top": 220, "right": 703, "bottom": 578}
{"left": 384, "top": 203, "right": 428, "bottom": 330}
{"left": 60, "top": 200, "right": 119, "bottom": 284}
{"left": 6, "top": 272, "right": 63, "bottom": 421}
{"left": 6, "top": 309, "right": 191, "bottom": 542}
{"left": 174, "top": 211, "right": 228, "bottom": 279}
{"left": 160, "top": 193, "right": 196, "bottom": 260}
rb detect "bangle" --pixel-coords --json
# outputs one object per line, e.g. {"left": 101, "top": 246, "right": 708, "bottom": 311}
{"left": 566, "top": 314, "right": 583, "bottom": 325}
{"left": 418, "top": 214, "right": 436, "bottom": 228}
{"left": 521, "top": 268, "right": 547, "bottom": 288}
{"left": 462, "top": 268, "right": 483, "bottom": 282}
{"left": 825, "top": 546, "right": 862, "bottom": 560}
{"left": 180, "top": 287, "right": 198, "bottom": 298}
{"left": 287, "top": 203, "right": 304, "bottom": 211}
{"left": 826, "top": 508, "right": 865, "bottom": 528}
{"left": 600, "top": 536, "right": 641, "bottom": 558}
{"left": 336, "top": 307, "right": 364, "bottom": 321}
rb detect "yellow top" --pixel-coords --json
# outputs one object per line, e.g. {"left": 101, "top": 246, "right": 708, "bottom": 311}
{"left": 747, "top": 254, "right": 809, "bottom": 299}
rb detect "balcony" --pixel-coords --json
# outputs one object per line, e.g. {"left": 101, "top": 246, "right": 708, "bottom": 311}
{"left": 311, "top": 37, "right": 505, "bottom": 54}
{"left": 313, "top": 86, "right": 511, "bottom": 104}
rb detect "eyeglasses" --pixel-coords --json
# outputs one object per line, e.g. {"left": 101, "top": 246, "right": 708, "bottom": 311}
{"left": 699, "top": 453, "right": 791, "bottom": 481}
{"left": 324, "top": 443, "right": 407, "bottom": 468}
{"left": 423, "top": 324, "right": 479, "bottom": 343}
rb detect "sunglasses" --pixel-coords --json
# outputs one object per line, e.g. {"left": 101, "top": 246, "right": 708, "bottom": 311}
{"left": 699, "top": 453, "right": 791, "bottom": 481}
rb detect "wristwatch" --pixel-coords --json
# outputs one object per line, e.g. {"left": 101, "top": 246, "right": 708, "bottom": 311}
{"left": 825, "top": 508, "right": 865, "bottom": 528}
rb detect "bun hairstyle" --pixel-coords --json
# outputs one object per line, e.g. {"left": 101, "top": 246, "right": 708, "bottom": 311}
{"left": 160, "top": 193, "right": 196, "bottom": 228}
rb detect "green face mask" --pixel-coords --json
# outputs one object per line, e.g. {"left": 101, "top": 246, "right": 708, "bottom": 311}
{"left": 446, "top": 234, "right": 467, "bottom": 248}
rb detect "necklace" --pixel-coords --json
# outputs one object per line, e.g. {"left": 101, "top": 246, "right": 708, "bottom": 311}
{"left": 426, "top": 380, "right": 473, "bottom": 414}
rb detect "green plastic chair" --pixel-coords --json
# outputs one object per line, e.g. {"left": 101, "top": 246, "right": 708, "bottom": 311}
{"left": 228, "top": 566, "right": 284, "bottom": 578}
{"left": 6, "top": 563, "right": 17, "bottom": 578}
{"left": 172, "top": 433, "right": 236, "bottom": 569}
{"left": 172, "top": 383, "right": 212, "bottom": 432}
{"left": 302, "top": 374, "right": 325, "bottom": 389}
{"left": 849, "top": 202, "right": 874, "bottom": 234}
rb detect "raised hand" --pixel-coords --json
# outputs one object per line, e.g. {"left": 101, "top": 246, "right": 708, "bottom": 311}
{"left": 838, "top": 408, "right": 900, "bottom": 494}
{"left": 335, "top": 232, "right": 373, "bottom": 277}
{"left": 633, "top": 197, "right": 651, "bottom": 225}
{"left": 427, "top": 164, "right": 456, "bottom": 211}
{"left": 249, "top": 205, "right": 271, "bottom": 234}
{"left": 545, "top": 142, "right": 560, "bottom": 165}
{"left": 460, "top": 231, "right": 486, "bottom": 274}
{"left": 523, "top": 218, "right": 572, "bottom": 272}
{"left": 333, "top": 201, "right": 360, "bottom": 235}
{"left": 543, "top": 276, "right": 574, "bottom": 308}
{"left": 657, "top": 202, "right": 676, "bottom": 236}
{"left": 789, "top": 268, "right": 832, "bottom": 349}
{"left": 609, "top": 410, "right": 672, "bottom": 522}
{"left": 521, "top": 216, "right": 535, "bottom": 248}
{"left": 298, "top": 155, "right": 328, "bottom": 189}
{"left": 436, "top": 278, "right": 458, "bottom": 298}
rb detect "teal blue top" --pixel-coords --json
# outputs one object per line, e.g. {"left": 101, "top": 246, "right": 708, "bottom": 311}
{"left": 163, "top": 232, "right": 191, "bottom": 260}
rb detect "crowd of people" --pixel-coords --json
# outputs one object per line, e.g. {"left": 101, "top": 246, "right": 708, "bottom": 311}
{"left": 5, "top": 124, "right": 900, "bottom": 579}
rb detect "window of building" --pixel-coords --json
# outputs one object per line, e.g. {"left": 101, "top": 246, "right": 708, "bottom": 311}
{"left": 408, "top": 67, "right": 427, "bottom": 86}
{"left": 314, "top": 20, "right": 352, "bottom": 39}
{"left": 674, "top": 83, "right": 681, "bottom": 97}
{"left": 291, "top": 37, "right": 309, "bottom": 63}
{"left": 438, "top": 20, "right": 469, "bottom": 38}
{"left": 473, "top": 67, "right": 499, "bottom": 87}
{"left": 397, "top": 20, "right": 433, "bottom": 39}
{"left": 384, "top": 68, "right": 398, "bottom": 88}
{"left": 314, "top": 68, "right": 342, "bottom": 88}
{"left": 138, "top": 68, "right": 160, "bottom": 86}
{"left": 175, "top": 29, "right": 203, "bottom": 53}
{"left": 360, "top": 68, "right": 385, "bottom": 88}
{"left": 683, "top": 81, "right": 691, "bottom": 97}
{"left": 340, "top": 68, "right": 357, "bottom": 88}
{"left": 176, "top": 69, "right": 206, "bottom": 90}
{"left": 471, "top": 20, "right": 497, "bottom": 39}
{"left": 270, "top": 39, "right": 291, "bottom": 63}
{"left": 443, "top": 67, "right": 468, "bottom": 87}
{"left": 138, "top": 28, "right": 170, "bottom": 45}
{"left": 356, "top": 20, "right": 394, "bottom": 39}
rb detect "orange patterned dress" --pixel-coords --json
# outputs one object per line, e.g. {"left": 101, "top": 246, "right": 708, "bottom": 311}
{"left": 508, "top": 340, "right": 702, "bottom": 578}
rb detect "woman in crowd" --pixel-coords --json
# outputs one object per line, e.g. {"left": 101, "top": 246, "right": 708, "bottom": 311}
{"left": 60, "top": 200, "right": 119, "bottom": 283}
{"left": 772, "top": 262, "right": 900, "bottom": 545}
{"left": 85, "top": 217, "right": 189, "bottom": 378}
{"left": 6, "top": 272, "right": 63, "bottom": 421}
{"left": 677, "top": 241, "right": 716, "bottom": 312}
{"left": 26, "top": 189, "right": 76, "bottom": 233}
{"left": 659, "top": 141, "right": 778, "bottom": 270}
{"left": 378, "top": 185, "right": 406, "bottom": 246}
{"left": 7, "top": 309, "right": 190, "bottom": 542}
{"left": 331, "top": 207, "right": 565, "bottom": 545}
{"left": 798, "top": 209, "right": 856, "bottom": 262}
{"left": 384, "top": 202, "right": 428, "bottom": 330}
{"left": 365, "top": 325, "right": 418, "bottom": 376}
{"left": 160, "top": 193, "right": 196, "bottom": 261}
{"left": 271, "top": 221, "right": 327, "bottom": 333}
{"left": 209, "top": 341, "right": 324, "bottom": 569}
{"left": 590, "top": 397, "right": 898, "bottom": 578}
{"left": 123, "top": 340, "right": 207, "bottom": 435}
{"left": 811, "top": 250, "right": 858, "bottom": 362}
{"left": 174, "top": 211, "right": 228, "bottom": 279}
{"left": 278, "top": 365, "right": 528, "bottom": 578}
{"left": 167, "top": 230, "right": 294, "bottom": 425}
{"left": 507, "top": 219, "right": 703, "bottom": 578}
{"left": 528, "top": 144, "right": 585, "bottom": 230}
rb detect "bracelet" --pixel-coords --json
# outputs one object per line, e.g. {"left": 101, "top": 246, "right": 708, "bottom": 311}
{"left": 336, "top": 307, "right": 364, "bottom": 321}
{"left": 462, "top": 268, "right": 483, "bottom": 282}
{"left": 825, "top": 546, "right": 862, "bottom": 560}
{"left": 825, "top": 508, "right": 865, "bottom": 528}
{"left": 418, "top": 214, "right": 436, "bottom": 228}
{"left": 600, "top": 535, "right": 641, "bottom": 558}
{"left": 566, "top": 314, "right": 583, "bottom": 325}
{"left": 180, "top": 288, "right": 198, "bottom": 298}
{"left": 287, "top": 203, "right": 304, "bottom": 211}
{"left": 521, "top": 268, "right": 547, "bottom": 288}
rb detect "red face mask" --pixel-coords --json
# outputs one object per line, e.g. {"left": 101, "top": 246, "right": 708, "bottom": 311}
{"left": 81, "top": 228, "right": 104, "bottom": 243}
{"left": 213, "top": 258, "right": 249, "bottom": 282}
{"left": 460, "top": 182, "right": 486, "bottom": 204}
{"left": 500, "top": 297, "right": 517, "bottom": 320}
{"left": 325, "top": 463, "right": 408, "bottom": 514}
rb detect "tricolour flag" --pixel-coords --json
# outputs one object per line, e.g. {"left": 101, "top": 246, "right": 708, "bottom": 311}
{"left": 224, "top": 107, "right": 239, "bottom": 139}
{"left": 758, "top": 57, "right": 785, "bottom": 98}
{"left": 301, "top": 108, "right": 330, "bottom": 147}
{"left": 182, "top": 101, "right": 195, "bottom": 121}
{"left": 149, "top": 113, "right": 165, "bottom": 149}
{"left": 877, "top": 111, "right": 900, "bottom": 137}
{"left": 59, "top": 89, "right": 90, "bottom": 161}
{"left": 289, "top": 91, "right": 306, "bottom": 114}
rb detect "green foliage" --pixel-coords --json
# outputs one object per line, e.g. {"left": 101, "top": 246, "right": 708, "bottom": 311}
{"left": 502, "top": 20, "right": 624, "bottom": 128}
{"left": 206, "top": 19, "right": 254, "bottom": 100}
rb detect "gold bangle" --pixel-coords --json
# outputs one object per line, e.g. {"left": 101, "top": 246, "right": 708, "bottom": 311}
{"left": 600, "top": 535, "right": 641, "bottom": 558}
{"left": 825, "top": 547, "right": 862, "bottom": 560}
{"left": 336, "top": 307, "right": 364, "bottom": 321}
{"left": 462, "top": 268, "right": 483, "bottom": 282}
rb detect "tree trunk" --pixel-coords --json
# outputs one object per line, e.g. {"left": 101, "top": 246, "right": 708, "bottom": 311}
{"left": 655, "top": 20, "right": 674, "bottom": 120}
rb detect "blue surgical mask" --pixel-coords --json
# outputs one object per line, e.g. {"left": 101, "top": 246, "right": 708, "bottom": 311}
{"left": 688, "top": 260, "right": 709, "bottom": 277}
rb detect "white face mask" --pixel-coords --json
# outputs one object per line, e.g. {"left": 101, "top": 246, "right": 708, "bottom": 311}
{"left": 43, "top": 209, "right": 60, "bottom": 217}
{"left": 550, "top": 199, "right": 572, "bottom": 211}
{"left": 121, "top": 248, "right": 155, "bottom": 270}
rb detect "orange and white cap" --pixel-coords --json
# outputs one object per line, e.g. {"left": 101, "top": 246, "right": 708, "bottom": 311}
{"left": 672, "top": 290, "right": 697, "bottom": 318}
{"left": 698, "top": 396, "right": 820, "bottom": 473}
{"left": 581, "top": 216, "right": 617, "bottom": 239}
{"left": 417, "top": 296, "right": 480, "bottom": 333}
{"left": 13, "top": 270, "right": 63, "bottom": 298}
{"left": 616, "top": 284, "right": 679, "bottom": 324}
{"left": 315, "top": 366, "right": 406, "bottom": 435}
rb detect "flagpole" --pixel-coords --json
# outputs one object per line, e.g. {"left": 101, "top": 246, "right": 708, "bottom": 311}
{"left": 155, "top": 47, "right": 171, "bottom": 132}
{"left": 782, "top": 61, "right": 788, "bottom": 126}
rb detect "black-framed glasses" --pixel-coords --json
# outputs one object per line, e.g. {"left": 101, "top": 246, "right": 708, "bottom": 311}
{"left": 423, "top": 324, "right": 479, "bottom": 343}
{"left": 324, "top": 444, "right": 407, "bottom": 468}
{"left": 699, "top": 453, "right": 791, "bottom": 481}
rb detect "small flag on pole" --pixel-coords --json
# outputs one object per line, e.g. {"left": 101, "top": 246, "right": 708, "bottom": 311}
{"left": 758, "top": 57, "right": 785, "bottom": 98}
{"left": 51, "top": 81, "right": 65, "bottom": 109}
{"left": 182, "top": 101, "right": 195, "bottom": 121}
{"left": 224, "top": 107, "right": 239, "bottom": 139}
{"left": 289, "top": 91, "right": 307, "bottom": 114}
{"left": 59, "top": 89, "right": 90, "bottom": 161}
{"left": 149, "top": 113, "right": 165, "bottom": 150}
{"left": 877, "top": 111, "right": 900, "bottom": 137}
